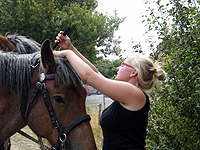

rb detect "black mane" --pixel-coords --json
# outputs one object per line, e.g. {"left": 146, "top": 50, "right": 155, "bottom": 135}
{"left": 0, "top": 51, "right": 81, "bottom": 92}
{"left": 0, "top": 51, "right": 35, "bottom": 92}
{"left": 6, "top": 34, "right": 40, "bottom": 54}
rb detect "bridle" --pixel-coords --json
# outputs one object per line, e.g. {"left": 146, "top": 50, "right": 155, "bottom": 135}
{"left": 25, "top": 64, "right": 91, "bottom": 150}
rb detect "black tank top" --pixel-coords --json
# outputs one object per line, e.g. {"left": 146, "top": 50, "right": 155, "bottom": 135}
{"left": 100, "top": 93, "right": 149, "bottom": 150}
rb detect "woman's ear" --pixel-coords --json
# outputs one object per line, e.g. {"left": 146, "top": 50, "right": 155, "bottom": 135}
{"left": 130, "top": 70, "right": 138, "bottom": 78}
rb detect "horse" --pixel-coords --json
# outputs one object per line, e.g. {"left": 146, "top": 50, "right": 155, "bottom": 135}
{"left": 0, "top": 32, "right": 40, "bottom": 53}
{"left": 0, "top": 36, "right": 97, "bottom": 149}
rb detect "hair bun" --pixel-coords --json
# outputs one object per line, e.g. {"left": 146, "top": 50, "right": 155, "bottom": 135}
{"left": 153, "top": 62, "right": 166, "bottom": 81}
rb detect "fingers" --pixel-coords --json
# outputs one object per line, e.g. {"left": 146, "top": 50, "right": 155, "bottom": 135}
{"left": 53, "top": 50, "right": 59, "bottom": 56}
{"left": 55, "top": 35, "right": 61, "bottom": 43}
{"left": 56, "top": 33, "right": 64, "bottom": 40}
{"left": 54, "top": 31, "right": 72, "bottom": 50}
{"left": 53, "top": 50, "right": 68, "bottom": 57}
{"left": 55, "top": 31, "right": 69, "bottom": 43}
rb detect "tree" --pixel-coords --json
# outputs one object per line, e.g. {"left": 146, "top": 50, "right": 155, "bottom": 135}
{"left": 94, "top": 57, "right": 123, "bottom": 79}
{"left": 0, "top": 0, "right": 124, "bottom": 62}
{"left": 95, "top": 59, "right": 115, "bottom": 78}
{"left": 143, "top": 0, "right": 200, "bottom": 149}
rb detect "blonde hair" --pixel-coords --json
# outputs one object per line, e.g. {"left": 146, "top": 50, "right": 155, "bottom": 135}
{"left": 129, "top": 54, "right": 166, "bottom": 91}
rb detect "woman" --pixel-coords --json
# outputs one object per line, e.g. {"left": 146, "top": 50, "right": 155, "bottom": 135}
{"left": 54, "top": 31, "right": 166, "bottom": 150}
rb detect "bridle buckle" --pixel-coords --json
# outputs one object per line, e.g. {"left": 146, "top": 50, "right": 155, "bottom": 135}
{"left": 39, "top": 72, "right": 45, "bottom": 82}
{"left": 59, "top": 133, "right": 67, "bottom": 143}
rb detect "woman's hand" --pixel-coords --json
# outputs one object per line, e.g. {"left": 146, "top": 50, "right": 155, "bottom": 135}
{"left": 55, "top": 31, "right": 72, "bottom": 50}
{"left": 53, "top": 49, "right": 71, "bottom": 57}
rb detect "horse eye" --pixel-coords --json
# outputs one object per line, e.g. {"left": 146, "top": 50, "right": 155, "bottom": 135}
{"left": 53, "top": 96, "right": 65, "bottom": 104}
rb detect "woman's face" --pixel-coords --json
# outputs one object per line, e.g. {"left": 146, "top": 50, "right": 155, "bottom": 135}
{"left": 115, "top": 58, "right": 135, "bottom": 81}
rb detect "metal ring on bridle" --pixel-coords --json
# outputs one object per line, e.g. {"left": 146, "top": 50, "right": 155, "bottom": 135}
{"left": 59, "top": 133, "right": 67, "bottom": 143}
{"left": 39, "top": 72, "right": 45, "bottom": 82}
{"left": 52, "top": 147, "right": 56, "bottom": 150}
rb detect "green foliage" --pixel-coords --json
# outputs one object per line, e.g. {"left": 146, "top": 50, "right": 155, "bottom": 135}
{"left": 144, "top": 0, "right": 200, "bottom": 149}
{"left": 95, "top": 59, "right": 115, "bottom": 78}
{"left": 94, "top": 57, "right": 123, "bottom": 79}
{"left": 0, "top": 0, "right": 124, "bottom": 62}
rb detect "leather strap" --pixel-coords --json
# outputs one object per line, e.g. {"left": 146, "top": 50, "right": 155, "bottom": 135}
{"left": 53, "top": 114, "right": 91, "bottom": 150}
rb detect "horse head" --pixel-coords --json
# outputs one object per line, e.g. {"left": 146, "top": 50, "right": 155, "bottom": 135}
{"left": 26, "top": 40, "right": 96, "bottom": 150}
{"left": 0, "top": 33, "right": 15, "bottom": 51}
{"left": 0, "top": 33, "right": 40, "bottom": 53}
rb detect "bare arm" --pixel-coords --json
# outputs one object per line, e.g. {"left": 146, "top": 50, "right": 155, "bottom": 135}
{"left": 68, "top": 44, "right": 100, "bottom": 74}
{"left": 54, "top": 31, "right": 145, "bottom": 111}
{"left": 53, "top": 50, "right": 145, "bottom": 111}
{"left": 55, "top": 31, "right": 100, "bottom": 74}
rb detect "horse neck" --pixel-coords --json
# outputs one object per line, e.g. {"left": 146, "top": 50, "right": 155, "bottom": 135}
{"left": 0, "top": 88, "right": 26, "bottom": 144}
{"left": 0, "top": 53, "right": 38, "bottom": 144}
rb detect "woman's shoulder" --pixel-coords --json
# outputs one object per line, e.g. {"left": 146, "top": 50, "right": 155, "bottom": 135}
{"left": 119, "top": 88, "right": 147, "bottom": 111}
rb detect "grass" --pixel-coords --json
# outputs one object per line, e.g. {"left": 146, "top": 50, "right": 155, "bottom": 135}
{"left": 89, "top": 109, "right": 103, "bottom": 150}
{"left": 10, "top": 106, "right": 103, "bottom": 150}
{"left": 11, "top": 126, "right": 44, "bottom": 150}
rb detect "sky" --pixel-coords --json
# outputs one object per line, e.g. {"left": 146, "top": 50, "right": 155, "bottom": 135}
{"left": 96, "top": 0, "right": 152, "bottom": 59}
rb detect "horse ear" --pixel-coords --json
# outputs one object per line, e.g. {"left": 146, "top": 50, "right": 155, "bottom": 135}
{"left": 41, "top": 39, "right": 55, "bottom": 74}
{"left": 0, "top": 35, "right": 15, "bottom": 52}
